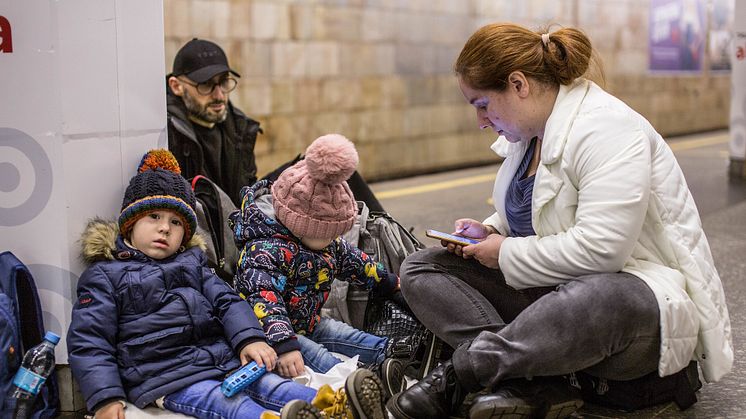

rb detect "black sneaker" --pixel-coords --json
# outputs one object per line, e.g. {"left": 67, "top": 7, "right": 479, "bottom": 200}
{"left": 345, "top": 368, "right": 388, "bottom": 419}
{"left": 379, "top": 358, "right": 406, "bottom": 399}
{"left": 468, "top": 377, "right": 583, "bottom": 419}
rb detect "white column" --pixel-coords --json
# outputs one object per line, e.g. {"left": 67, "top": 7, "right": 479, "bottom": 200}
{"left": 730, "top": 0, "right": 746, "bottom": 176}
{"left": 0, "top": 0, "right": 166, "bottom": 369}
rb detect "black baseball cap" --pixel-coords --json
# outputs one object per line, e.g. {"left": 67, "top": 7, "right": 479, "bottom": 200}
{"left": 171, "top": 38, "right": 240, "bottom": 83}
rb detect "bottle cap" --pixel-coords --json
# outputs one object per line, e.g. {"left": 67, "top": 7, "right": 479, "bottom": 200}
{"left": 44, "top": 331, "right": 61, "bottom": 345}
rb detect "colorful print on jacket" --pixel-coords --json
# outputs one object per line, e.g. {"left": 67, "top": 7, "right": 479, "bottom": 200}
{"left": 230, "top": 180, "right": 397, "bottom": 354}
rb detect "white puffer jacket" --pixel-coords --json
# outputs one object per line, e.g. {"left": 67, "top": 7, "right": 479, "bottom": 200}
{"left": 484, "top": 79, "right": 733, "bottom": 383}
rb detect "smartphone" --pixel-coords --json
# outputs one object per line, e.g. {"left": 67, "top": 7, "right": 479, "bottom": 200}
{"left": 426, "top": 229, "right": 480, "bottom": 246}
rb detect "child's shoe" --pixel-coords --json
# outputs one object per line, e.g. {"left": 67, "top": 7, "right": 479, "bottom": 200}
{"left": 311, "top": 384, "right": 349, "bottom": 418}
{"left": 344, "top": 369, "right": 388, "bottom": 419}
{"left": 260, "top": 400, "right": 322, "bottom": 419}
{"left": 312, "top": 369, "right": 387, "bottom": 419}
{"left": 376, "top": 357, "right": 405, "bottom": 400}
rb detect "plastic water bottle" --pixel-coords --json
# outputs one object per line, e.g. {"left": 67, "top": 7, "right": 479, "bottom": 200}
{"left": 9, "top": 331, "right": 60, "bottom": 419}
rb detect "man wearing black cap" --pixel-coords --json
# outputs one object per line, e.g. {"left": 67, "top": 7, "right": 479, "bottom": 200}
{"left": 167, "top": 38, "right": 261, "bottom": 206}
{"left": 167, "top": 38, "right": 384, "bottom": 211}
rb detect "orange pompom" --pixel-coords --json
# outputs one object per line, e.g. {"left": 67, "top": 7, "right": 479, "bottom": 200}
{"left": 137, "top": 149, "right": 181, "bottom": 174}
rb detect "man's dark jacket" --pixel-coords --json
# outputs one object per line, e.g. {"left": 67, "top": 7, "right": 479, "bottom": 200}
{"left": 166, "top": 83, "right": 262, "bottom": 206}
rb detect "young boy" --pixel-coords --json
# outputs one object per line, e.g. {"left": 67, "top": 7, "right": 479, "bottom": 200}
{"left": 67, "top": 149, "right": 387, "bottom": 419}
{"left": 231, "top": 135, "right": 405, "bottom": 397}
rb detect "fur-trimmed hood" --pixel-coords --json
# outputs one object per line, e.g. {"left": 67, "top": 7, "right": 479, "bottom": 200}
{"left": 69, "top": 217, "right": 263, "bottom": 411}
{"left": 80, "top": 217, "right": 206, "bottom": 264}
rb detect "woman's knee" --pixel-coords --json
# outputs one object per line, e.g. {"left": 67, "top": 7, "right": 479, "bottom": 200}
{"left": 564, "top": 273, "right": 659, "bottom": 328}
{"left": 400, "top": 247, "right": 444, "bottom": 294}
{"left": 401, "top": 246, "right": 442, "bottom": 269}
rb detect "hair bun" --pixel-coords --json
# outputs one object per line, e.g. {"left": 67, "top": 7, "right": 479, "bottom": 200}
{"left": 137, "top": 149, "right": 182, "bottom": 174}
{"left": 304, "top": 134, "right": 358, "bottom": 184}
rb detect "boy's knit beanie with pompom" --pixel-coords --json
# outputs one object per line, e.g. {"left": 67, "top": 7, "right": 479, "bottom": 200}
{"left": 272, "top": 134, "right": 359, "bottom": 241}
{"left": 118, "top": 149, "right": 197, "bottom": 245}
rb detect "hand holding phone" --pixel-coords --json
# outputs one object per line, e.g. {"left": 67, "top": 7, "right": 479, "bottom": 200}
{"left": 426, "top": 229, "right": 480, "bottom": 246}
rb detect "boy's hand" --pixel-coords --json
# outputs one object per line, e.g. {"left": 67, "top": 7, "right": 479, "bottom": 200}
{"left": 371, "top": 273, "right": 400, "bottom": 300}
{"left": 240, "top": 341, "right": 278, "bottom": 371}
{"left": 95, "top": 400, "right": 125, "bottom": 419}
{"left": 277, "top": 350, "right": 305, "bottom": 378}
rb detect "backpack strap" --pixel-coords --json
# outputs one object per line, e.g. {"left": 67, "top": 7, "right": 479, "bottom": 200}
{"left": 190, "top": 174, "right": 207, "bottom": 191}
{"left": 0, "top": 252, "right": 42, "bottom": 353}
{"left": 341, "top": 201, "right": 370, "bottom": 248}
{"left": 188, "top": 175, "right": 240, "bottom": 283}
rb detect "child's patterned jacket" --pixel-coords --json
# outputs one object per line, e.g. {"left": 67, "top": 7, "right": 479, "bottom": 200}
{"left": 230, "top": 180, "right": 398, "bottom": 355}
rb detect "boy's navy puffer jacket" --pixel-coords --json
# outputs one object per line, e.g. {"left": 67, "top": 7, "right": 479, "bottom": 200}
{"left": 67, "top": 220, "right": 265, "bottom": 411}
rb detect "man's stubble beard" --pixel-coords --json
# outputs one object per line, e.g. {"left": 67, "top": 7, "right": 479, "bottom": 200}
{"left": 182, "top": 89, "right": 228, "bottom": 124}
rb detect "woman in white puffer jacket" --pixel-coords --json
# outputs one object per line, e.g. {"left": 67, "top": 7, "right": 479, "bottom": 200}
{"left": 388, "top": 23, "right": 733, "bottom": 419}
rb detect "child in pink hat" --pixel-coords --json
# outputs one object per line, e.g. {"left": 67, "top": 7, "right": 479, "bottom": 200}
{"left": 231, "top": 134, "right": 405, "bottom": 400}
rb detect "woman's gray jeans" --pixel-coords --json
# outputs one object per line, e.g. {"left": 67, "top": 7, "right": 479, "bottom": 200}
{"left": 400, "top": 247, "right": 661, "bottom": 390}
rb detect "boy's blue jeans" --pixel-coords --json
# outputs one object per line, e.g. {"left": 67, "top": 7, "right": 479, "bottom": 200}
{"left": 297, "top": 317, "right": 388, "bottom": 373}
{"left": 162, "top": 371, "right": 316, "bottom": 418}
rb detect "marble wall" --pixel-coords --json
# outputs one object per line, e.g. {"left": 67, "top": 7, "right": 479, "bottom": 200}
{"left": 164, "top": 0, "right": 730, "bottom": 180}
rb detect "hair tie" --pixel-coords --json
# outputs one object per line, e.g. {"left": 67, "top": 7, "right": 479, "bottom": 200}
{"left": 541, "top": 33, "right": 550, "bottom": 47}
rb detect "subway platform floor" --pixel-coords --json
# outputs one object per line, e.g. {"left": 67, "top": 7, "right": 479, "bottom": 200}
{"left": 372, "top": 129, "right": 745, "bottom": 418}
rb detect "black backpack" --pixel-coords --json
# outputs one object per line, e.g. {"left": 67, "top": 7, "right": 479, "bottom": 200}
{"left": 570, "top": 361, "right": 701, "bottom": 411}
{"left": 0, "top": 251, "right": 59, "bottom": 418}
{"left": 190, "top": 175, "right": 240, "bottom": 284}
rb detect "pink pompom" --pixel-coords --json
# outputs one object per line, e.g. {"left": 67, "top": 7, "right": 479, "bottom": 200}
{"left": 304, "top": 134, "right": 359, "bottom": 184}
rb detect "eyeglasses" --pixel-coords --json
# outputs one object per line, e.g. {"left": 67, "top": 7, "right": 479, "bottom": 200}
{"left": 179, "top": 77, "right": 237, "bottom": 96}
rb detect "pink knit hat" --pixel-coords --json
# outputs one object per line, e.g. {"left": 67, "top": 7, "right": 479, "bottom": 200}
{"left": 272, "top": 134, "right": 359, "bottom": 240}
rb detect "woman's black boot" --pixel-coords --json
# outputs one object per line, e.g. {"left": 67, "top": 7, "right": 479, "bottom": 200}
{"left": 386, "top": 360, "right": 466, "bottom": 419}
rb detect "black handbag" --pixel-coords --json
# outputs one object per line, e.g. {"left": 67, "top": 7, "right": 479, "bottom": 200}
{"left": 363, "top": 297, "right": 453, "bottom": 379}
{"left": 364, "top": 299, "right": 422, "bottom": 337}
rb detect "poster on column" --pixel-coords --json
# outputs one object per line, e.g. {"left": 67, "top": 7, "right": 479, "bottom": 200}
{"left": 730, "top": 0, "right": 746, "bottom": 161}
{"left": 0, "top": 0, "right": 166, "bottom": 362}
{"left": 709, "top": 0, "right": 735, "bottom": 71}
{"left": 649, "top": 0, "right": 706, "bottom": 71}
